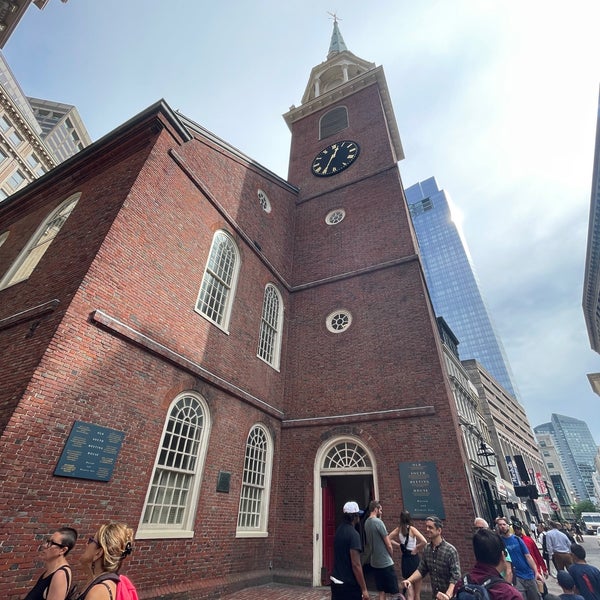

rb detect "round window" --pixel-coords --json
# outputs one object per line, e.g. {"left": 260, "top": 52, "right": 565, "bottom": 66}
{"left": 258, "top": 189, "right": 271, "bottom": 213}
{"left": 326, "top": 310, "right": 352, "bottom": 333}
{"left": 325, "top": 208, "right": 345, "bottom": 225}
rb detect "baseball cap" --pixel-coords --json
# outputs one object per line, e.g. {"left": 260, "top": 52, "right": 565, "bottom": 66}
{"left": 343, "top": 501, "right": 364, "bottom": 515}
{"left": 557, "top": 571, "right": 575, "bottom": 590}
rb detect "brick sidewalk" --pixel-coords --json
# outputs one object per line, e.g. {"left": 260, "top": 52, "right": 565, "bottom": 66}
{"left": 218, "top": 577, "right": 564, "bottom": 600}
{"left": 220, "top": 583, "right": 332, "bottom": 599}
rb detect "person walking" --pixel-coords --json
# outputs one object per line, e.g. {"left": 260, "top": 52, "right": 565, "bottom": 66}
{"left": 364, "top": 501, "right": 400, "bottom": 600}
{"left": 568, "top": 543, "right": 600, "bottom": 600}
{"left": 557, "top": 571, "right": 585, "bottom": 600}
{"left": 513, "top": 523, "right": 548, "bottom": 579}
{"left": 454, "top": 528, "right": 522, "bottom": 600}
{"left": 76, "top": 521, "right": 135, "bottom": 600}
{"left": 497, "top": 516, "right": 543, "bottom": 600}
{"left": 389, "top": 511, "right": 426, "bottom": 600}
{"left": 330, "top": 501, "right": 370, "bottom": 600}
{"left": 402, "top": 515, "right": 461, "bottom": 600}
{"left": 24, "top": 527, "right": 78, "bottom": 600}
{"left": 546, "top": 522, "right": 574, "bottom": 572}
{"left": 475, "top": 517, "right": 513, "bottom": 584}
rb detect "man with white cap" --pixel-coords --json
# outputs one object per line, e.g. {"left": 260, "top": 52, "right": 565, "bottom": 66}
{"left": 331, "top": 500, "right": 370, "bottom": 600}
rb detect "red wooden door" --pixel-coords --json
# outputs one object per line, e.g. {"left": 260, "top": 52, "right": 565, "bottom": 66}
{"left": 322, "top": 478, "right": 336, "bottom": 583}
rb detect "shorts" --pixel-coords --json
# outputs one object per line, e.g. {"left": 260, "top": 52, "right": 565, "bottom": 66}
{"left": 402, "top": 553, "right": 420, "bottom": 579}
{"left": 373, "top": 564, "right": 399, "bottom": 594}
{"left": 331, "top": 580, "right": 362, "bottom": 600}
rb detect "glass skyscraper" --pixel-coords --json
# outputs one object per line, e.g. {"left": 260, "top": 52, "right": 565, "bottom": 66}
{"left": 535, "top": 414, "right": 598, "bottom": 502}
{"left": 405, "top": 176, "right": 519, "bottom": 397}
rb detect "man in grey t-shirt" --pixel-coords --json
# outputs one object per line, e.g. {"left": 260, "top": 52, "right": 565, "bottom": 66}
{"left": 364, "top": 500, "right": 399, "bottom": 600}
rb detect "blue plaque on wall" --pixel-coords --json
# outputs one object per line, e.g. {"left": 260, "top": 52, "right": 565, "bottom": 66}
{"left": 399, "top": 461, "right": 445, "bottom": 519}
{"left": 54, "top": 421, "right": 125, "bottom": 481}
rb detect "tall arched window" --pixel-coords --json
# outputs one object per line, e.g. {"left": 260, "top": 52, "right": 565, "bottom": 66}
{"left": 0, "top": 192, "right": 80, "bottom": 290}
{"left": 138, "top": 392, "right": 211, "bottom": 539}
{"left": 195, "top": 230, "right": 240, "bottom": 331}
{"left": 320, "top": 106, "right": 348, "bottom": 139}
{"left": 257, "top": 284, "right": 283, "bottom": 369}
{"left": 236, "top": 424, "right": 273, "bottom": 537}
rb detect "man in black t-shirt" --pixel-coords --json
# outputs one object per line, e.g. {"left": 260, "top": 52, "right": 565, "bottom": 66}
{"left": 331, "top": 501, "right": 370, "bottom": 600}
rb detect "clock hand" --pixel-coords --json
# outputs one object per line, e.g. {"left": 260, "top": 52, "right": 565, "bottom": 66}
{"left": 324, "top": 145, "right": 339, "bottom": 172}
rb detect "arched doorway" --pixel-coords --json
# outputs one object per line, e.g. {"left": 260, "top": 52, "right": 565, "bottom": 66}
{"left": 313, "top": 436, "right": 377, "bottom": 586}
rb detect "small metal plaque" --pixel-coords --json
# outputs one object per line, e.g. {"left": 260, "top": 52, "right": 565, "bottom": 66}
{"left": 216, "top": 471, "right": 231, "bottom": 493}
{"left": 54, "top": 420, "right": 125, "bottom": 482}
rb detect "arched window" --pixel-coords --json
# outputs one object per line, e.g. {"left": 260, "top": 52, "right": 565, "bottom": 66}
{"left": 195, "top": 230, "right": 240, "bottom": 330}
{"left": 138, "top": 392, "right": 211, "bottom": 539}
{"left": 257, "top": 284, "right": 283, "bottom": 369}
{"left": 320, "top": 106, "right": 348, "bottom": 139}
{"left": 322, "top": 440, "right": 372, "bottom": 471}
{"left": 236, "top": 424, "right": 273, "bottom": 537}
{"left": 0, "top": 192, "right": 80, "bottom": 290}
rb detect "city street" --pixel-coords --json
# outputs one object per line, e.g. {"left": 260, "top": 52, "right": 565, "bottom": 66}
{"left": 221, "top": 536, "right": 600, "bottom": 600}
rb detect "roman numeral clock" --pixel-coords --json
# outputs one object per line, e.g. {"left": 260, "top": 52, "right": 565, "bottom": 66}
{"left": 311, "top": 140, "right": 360, "bottom": 177}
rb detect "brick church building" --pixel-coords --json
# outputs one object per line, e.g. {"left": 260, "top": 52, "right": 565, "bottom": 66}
{"left": 0, "top": 23, "right": 475, "bottom": 599}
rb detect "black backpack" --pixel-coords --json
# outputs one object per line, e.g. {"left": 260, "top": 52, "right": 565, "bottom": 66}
{"left": 455, "top": 574, "right": 505, "bottom": 600}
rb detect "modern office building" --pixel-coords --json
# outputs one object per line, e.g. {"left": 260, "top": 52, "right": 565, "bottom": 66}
{"left": 534, "top": 414, "right": 598, "bottom": 503}
{"left": 0, "top": 52, "right": 90, "bottom": 201}
{"left": 0, "top": 23, "right": 475, "bottom": 599}
{"left": 406, "top": 176, "right": 519, "bottom": 397}
{"left": 584, "top": 87, "right": 600, "bottom": 396}
{"left": 534, "top": 427, "right": 576, "bottom": 520}
{"left": 462, "top": 359, "right": 553, "bottom": 524}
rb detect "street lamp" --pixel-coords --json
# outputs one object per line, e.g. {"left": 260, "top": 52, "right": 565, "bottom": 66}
{"left": 477, "top": 441, "right": 497, "bottom": 467}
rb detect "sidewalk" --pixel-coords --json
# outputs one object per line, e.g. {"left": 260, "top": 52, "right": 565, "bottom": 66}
{"left": 219, "top": 577, "right": 563, "bottom": 600}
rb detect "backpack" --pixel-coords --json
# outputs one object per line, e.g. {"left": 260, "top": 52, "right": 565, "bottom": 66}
{"left": 115, "top": 575, "right": 139, "bottom": 600}
{"left": 77, "top": 572, "right": 139, "bottom": 600}
{"left": 455, "top": 574, "right": 505, "bottom": 600}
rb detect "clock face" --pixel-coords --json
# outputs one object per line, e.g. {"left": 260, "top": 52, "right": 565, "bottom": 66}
{"left": 311, "top": 140, "right": 360, "bottom": 177}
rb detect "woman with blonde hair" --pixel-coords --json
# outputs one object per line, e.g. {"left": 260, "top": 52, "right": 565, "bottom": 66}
{"left": 76, "top": 522, "right": 135, "bottom": 600}
{"left": 389, "top": 511, "right": 427, "bottom": 600}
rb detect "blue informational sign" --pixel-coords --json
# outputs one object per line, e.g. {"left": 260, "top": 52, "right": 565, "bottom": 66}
{"left": 399, "top": 461, "right": 445, "bottom": 519}
{"left": 54, "top": 421, "right": 125, "bottom": 482}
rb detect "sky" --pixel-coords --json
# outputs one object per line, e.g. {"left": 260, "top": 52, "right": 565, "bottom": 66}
{"left": 5, "top": 1, "right": 600, "bottom": 443}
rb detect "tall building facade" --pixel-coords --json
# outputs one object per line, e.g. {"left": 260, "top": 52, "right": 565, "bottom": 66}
{"left": 437, "top": 317, "right": 501, "bottom": 525}
{"left": 406, "top": 176, "right": 519, "bottom": 397}
{"left": 462, "top": 359, "right": 553, "bottom": 524}
{"left": 534, "top": 426, "right": 576, "bottom": 519}
{"left": 0, "top": 25, "right": 476, "bottom": 599}
{"left": 535, "top": 414, "right": 598, "bottom": 503}
{"left": 0, "top": 52, "right": 90, "bottom": 201}
{"left": 583, "top": 87, "right": 600, "bottom": 398}
{"left": 0, "top": 0, "right": 68, "bottom": 49}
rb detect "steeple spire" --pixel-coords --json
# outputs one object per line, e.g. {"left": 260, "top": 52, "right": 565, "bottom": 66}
{"left": 327, "top": 15, "right": 348, "bottom": 58}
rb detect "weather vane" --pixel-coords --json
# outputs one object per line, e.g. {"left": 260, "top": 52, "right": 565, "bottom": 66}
{"left": 327, "top": 11, "right": 342, "bottom": 24}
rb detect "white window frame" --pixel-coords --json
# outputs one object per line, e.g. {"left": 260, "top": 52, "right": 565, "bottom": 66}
{"left": 137, "top": 392, "right": 211, "bottom": 540}
{"left": 257, "top": 284, "right": 283, "bottom": 370}
{"left": 0, "top": 192, "right": 80, "bottom": 290}
{"left": 236, "top": 424, "right": 273, "bottom": 538}
{"left": 194, "top": 230, "right": 240, "bottom": 332}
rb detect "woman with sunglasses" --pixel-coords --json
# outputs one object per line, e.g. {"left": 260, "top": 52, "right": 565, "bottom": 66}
{"left": 77, "top": 522, "right": 134, "bottom": 600}
{"left": 24, "top": 527, "right": 78, "bottom": 600}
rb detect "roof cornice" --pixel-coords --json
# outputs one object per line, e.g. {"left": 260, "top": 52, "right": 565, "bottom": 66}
{"left": 283, "top": 65, "right": 404, "bottom": 161}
